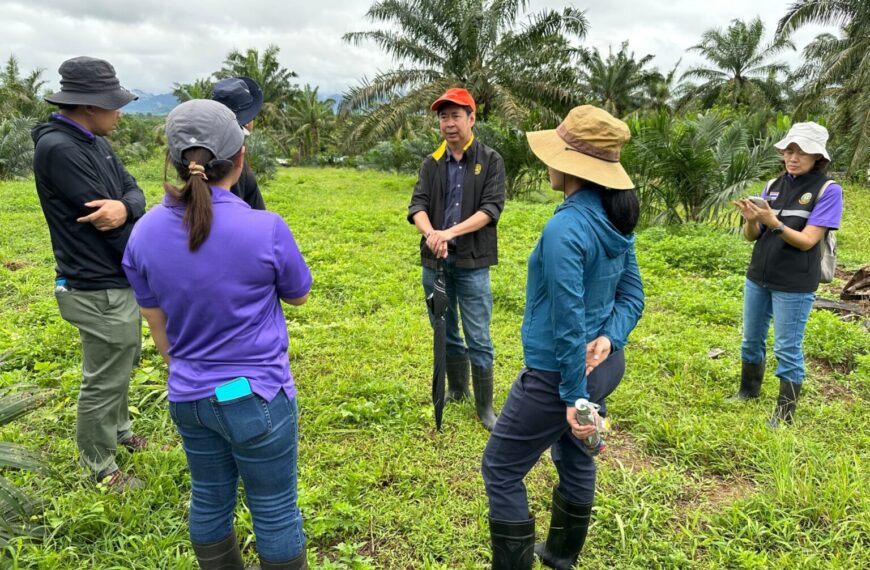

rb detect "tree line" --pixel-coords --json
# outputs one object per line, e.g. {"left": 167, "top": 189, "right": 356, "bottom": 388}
{"left": 0, "top": 0, "right": 867, "bottom": 222}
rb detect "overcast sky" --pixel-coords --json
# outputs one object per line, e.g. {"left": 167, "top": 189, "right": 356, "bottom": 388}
{"left": 0, "top": 1, "right": 831, "bottom": 97}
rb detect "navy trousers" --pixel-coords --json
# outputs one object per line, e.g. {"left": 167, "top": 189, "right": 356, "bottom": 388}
{"left": 482, "top": 351, "right": 625, "bottom": 521}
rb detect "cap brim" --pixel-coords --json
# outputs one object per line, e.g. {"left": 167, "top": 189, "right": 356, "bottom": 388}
{"left": 45, "top": 88, "right": 138, "bottom": 110}
{"left": 773, "top": 135, "right": 830, "bottom": 160}
{"left": 526, "top": 130, "right": 634, "bottom": 190}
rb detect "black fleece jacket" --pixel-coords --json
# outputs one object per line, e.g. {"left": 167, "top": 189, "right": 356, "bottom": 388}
{"left": 32, "top": 116, "right": 146, "bottom": 290}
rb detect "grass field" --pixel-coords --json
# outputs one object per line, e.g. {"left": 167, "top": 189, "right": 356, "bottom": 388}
{"left": 0, "top": 161, "right": 868, "bottom": 569}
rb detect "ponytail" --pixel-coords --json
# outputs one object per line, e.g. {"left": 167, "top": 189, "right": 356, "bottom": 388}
{"left": 164, "top": 147, "right": 237, "bottom": 251}
{"left": 600, "top": 188, "right": 640, "bottom": 236}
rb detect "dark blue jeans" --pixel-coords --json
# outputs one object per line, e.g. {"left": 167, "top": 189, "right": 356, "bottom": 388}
{"left": 422, "top": 254, "right": 494, "bottom": 368}
{"left": 482, "top": 351, "right": 625, "bottom": 521}
{"left": 169, "top": 390, "right": 305, "bottom": 562}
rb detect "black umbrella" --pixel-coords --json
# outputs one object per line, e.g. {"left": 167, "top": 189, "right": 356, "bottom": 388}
{"left": 426, "top": 259, "right": 448, "bottom": 430}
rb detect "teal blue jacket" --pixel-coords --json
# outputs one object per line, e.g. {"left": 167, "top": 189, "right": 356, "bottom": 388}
{"left": 521, "top": 188, "right": 644, "bottom": 404}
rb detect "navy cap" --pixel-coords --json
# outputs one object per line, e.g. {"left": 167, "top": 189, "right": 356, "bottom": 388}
{"left": 211, "top": 76, "right": 263, "bottom": 126}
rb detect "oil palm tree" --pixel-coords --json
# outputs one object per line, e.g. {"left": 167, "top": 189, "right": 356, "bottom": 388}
{"left": 778, "top": 0, "right": 870, "bottom": 176}
{"left": 0, "top": 379, "right": 50, "bottom": 544}
{"left": 285, "top": 85, "right": 336, "bottom": 162}
{"left": 577, "top": 41, "right": 661, "bottom": 117}
{"left": 681, "top": 18, "right": 794, "bottom": 110}
{"left": 0, "top": 55, "right": 49, "bottom": 119}
{"left": 214, "top": 45, "right": 300, "bottom": 130}
{"left": 623, "top": 111, "right": 782, "bottom": 225}
{"left": 341, "top": 0, "right": 587, "bottom": 148}
{"left": 171, "top": 78, "right": 213, "bottom": 103}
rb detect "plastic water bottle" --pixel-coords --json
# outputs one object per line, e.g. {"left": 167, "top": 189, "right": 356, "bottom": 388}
{"left": 54, "top": 278, "right": 68, "bottom": 293}
{"left": 574, "top": 398, "right": 606, "bottom": 456}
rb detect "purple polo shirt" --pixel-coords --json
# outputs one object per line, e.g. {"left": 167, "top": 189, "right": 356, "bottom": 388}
{"left": 763, "top": 176, "right": 844, "bottom": 229}
{"left": 122, "top": 187, "right": 312, "bottom": 403}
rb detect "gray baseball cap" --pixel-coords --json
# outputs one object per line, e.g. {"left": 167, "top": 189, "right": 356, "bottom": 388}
{"left": 165, "top": 99, "right": 246, "bottom": 164}
{"left": 44, "top": 56, "right": 137, "bottom": 110}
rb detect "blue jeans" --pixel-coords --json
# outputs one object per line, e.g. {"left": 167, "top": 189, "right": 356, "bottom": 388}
{"left": 169, "top": 390, "right": 305, "bottom": 563}
{"left": 422, "top": 255, "right": 494, "bottom": 368}
{"left": 741, "top": 278, "right": 815, "bottom": 384}
{"left": 482, "top": 351, "right": 626, "bottom": 521}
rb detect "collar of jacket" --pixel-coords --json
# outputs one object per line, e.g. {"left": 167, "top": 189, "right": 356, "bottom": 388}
{"left": 432, "top": 133, "right": 475, "bottom": 160}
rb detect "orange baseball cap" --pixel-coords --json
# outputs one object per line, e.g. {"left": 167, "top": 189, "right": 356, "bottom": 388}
{"left": 430, "top": 88, "right": 476, "bottom": 113}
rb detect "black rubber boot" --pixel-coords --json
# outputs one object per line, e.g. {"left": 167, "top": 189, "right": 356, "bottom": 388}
{"left": 490, "top": 517, "right": 535, "bottom": 570}
{"left": 534, "top": 487, "right": 592, "bottom": 570}
{"left": 471, "top": 365, "right": 497, "bottom": 431}
{"left": 260, "top": 550, "right": 307, "bottom": 569}
{"left": 728, "top": 361, "right": 764, "bottom": 400}
{"left": 192, "top": 533, "right": 245, "bottom": 570}
{"left": 768, "top": 378, "right": 802, "bottom": 429}
{"left": 446, "top": 353, "right": 471, "bottom": 402}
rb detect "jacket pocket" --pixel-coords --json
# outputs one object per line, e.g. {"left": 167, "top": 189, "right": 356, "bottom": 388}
{"left": 212, "top": 394, "right": 272, "bottom": 445}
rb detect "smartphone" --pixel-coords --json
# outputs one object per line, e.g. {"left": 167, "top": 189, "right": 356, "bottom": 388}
{"left": 747, "top": 196, "right": 768, "bottom": 207}
{"left": 215, "top": 377, "right": 252, "bottom": 402}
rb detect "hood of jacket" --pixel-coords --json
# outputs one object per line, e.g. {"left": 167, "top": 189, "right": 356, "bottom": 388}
{"left": 557, "top": 187, "right": 635, "bottom": 258}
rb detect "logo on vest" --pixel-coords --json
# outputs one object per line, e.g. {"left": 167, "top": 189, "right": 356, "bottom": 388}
{"left": 475, "top": 163, "right": 482, "bottom": 175}
{"left": 799, "top": 192, "right": 812, "bottom": 205}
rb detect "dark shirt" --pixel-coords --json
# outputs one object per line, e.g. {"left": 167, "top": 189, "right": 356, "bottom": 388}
{"left": 32, "top": 115, "right": 146, "bottom": 290}
{"left": 407, "top": 137, "right": 506, "bottom": 269}
{"left": 230, "top": 161, "right": 266, "bottom": 210}
{"left": 444, "top": 151, "right": 466, "bottom": 236}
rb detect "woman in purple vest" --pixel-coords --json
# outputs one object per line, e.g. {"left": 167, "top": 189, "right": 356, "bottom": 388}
{"left": 122, "top": 99, "right": 312, "bottom": 570}
{"left": 732, "top": 122, "right": 844, "bottom": 428}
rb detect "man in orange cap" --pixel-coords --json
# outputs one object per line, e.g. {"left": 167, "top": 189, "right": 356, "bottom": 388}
{"left": 408, "top": 87, "right": 506, "bottom": 430}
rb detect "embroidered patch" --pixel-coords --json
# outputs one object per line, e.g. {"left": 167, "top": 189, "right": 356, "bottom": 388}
{"left": 768, "top": 191, "right": 780, "bottom": 201}
{"left": 799, "top": 192, "right": 812, "bottom": 205}
{"left": 475, "top": 163, "right": 482, "bottom": 175}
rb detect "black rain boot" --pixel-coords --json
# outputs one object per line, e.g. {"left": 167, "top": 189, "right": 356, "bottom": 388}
{"left": 534, "top": 487, "right": 592, "bottom": 570}
{"left": 727, "top": 361, "right": 764, "bottom": 400}
{"left": 471, "top": 364, "right": 498, "bottom": 431}
{"left": 446, "top": 353, "right": 471, "bottom": 402}
{"left": 490, "top": 517, "right": 535, "bottom": 570}
{"left": 192, "top": 533, "right": 245, "bottom": 570}
{"left": 259, "top": 550, "right": 307, "bottom": 570}
{"left": 768, "top": 378, "right": 802, "bottom": 429}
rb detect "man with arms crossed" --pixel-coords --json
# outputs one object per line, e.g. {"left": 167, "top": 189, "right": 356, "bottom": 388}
{"left": 32, "top": 56, "right": 147, "bottom": 490}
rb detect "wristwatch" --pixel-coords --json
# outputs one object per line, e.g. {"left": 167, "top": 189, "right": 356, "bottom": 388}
{"left": 771, "top": 222, "right": 786, "bottom": 235}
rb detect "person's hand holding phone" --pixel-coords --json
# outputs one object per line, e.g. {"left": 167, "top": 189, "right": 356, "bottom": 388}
{"left": 733, "top": 196, "right": 776, "bottom": 226}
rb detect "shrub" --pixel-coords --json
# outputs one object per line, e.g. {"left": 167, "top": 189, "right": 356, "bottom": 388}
{"left": 0, "top": 117, "right": 36, "bottom": 180}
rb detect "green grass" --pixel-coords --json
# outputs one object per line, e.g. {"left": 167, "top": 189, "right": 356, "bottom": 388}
{"left": 1, "top": 161, "right": 868, "bottom": 569}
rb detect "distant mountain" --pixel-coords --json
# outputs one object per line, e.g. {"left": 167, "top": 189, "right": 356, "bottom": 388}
{"left": 124, "top": 90, "right": 178, "bottom": 115}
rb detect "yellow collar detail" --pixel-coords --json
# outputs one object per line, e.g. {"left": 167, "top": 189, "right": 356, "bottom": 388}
{"left": 432, "top": 134, "right": 475, "bottom": 160}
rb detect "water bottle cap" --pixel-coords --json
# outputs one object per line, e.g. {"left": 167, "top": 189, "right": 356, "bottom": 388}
{"left": 575, "top": 398, "right": 589, "bottom": 408}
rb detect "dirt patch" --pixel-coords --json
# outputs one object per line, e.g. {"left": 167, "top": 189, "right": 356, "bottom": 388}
{"left": 3, "top": 260, "right": 29, "bottom": 271}
{"left": 806, "top": 356, "right": 859, "bottom": 398}
{"left": 813, "top": 370, "right": 857, "bottom": 402}
{"left": 676, "top": 473, "right": 756, "bottom": 517}
{"left": 601, "top": 425, "right": 659, "bottom": 472}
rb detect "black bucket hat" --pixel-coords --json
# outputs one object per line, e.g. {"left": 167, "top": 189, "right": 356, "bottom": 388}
{"left": 211, "top": 76, "right": 263, "bottom": 126}
{"left": 44, "top": 56, "right": 137, "bottom": 110}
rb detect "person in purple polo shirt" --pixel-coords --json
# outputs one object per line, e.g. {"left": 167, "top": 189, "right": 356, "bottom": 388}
{"left": 122, "top": 99, "right": 311, "bottom": 570}
{"left": 732, "top": 121, "right": 844, "bottom": 428}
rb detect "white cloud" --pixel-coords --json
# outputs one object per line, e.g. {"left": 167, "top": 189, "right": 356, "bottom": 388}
{"left": 0, "top": 0, "right": 837, "bottom": 96}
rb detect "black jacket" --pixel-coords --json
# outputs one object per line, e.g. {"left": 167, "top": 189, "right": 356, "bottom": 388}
{"left": 32, "top": 117, "right": 145, "bottom": 290}
{"left": 230, "top": 161, "right": 266, "bottom": 210}
{"left": 747, "top": 170, "right": 831, "bottom": 293}
{"left": 407, "top": 137, "right": 505, "bottom": 269}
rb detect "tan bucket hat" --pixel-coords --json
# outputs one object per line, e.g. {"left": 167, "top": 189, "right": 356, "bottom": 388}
{"left": 526, "top": 105, "right": 633, "bottom": 190}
